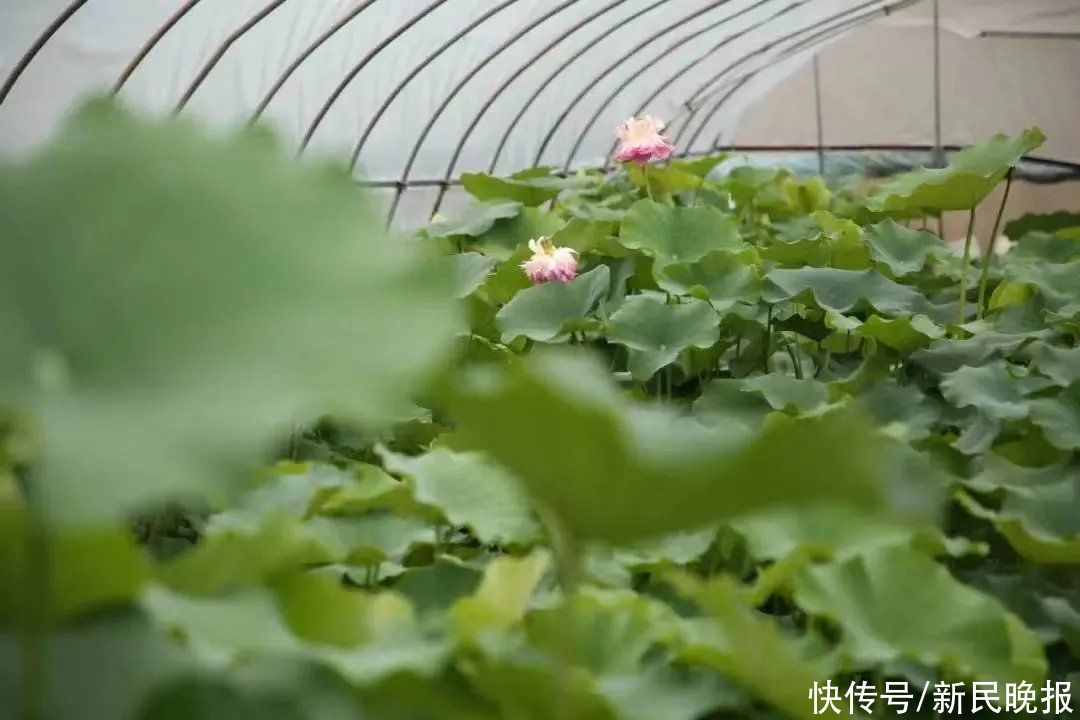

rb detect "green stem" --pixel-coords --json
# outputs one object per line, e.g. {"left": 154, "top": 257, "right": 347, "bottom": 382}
{"left": 957, "top": 207, "right": 978, "bottom": 326}
{"left": 762, "top": 306, "right": 773, "bottom": 372}
{"left": 976, "top": 169, "right": 1014, "bottom": 320}
{"left": 814, "top": 349, "right": 831, "bottom": 379}
{"left": 20, "top": 469, "right": 46, "bottom": 720}
{"left": 643, "top": 163, "right": 654, "bottom": 201}
{"left": 780, "top": 333, "right": 803, "bottom": 379}
{"left": 288, "top": 422, "right": 299, "bottom": 461}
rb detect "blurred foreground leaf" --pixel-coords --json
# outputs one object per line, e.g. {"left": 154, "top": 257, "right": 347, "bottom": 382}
{"left": 0, "top": 99, "right": 459, "bottom": 524}
{"left": 448, "top": 350, "right": 890, "bottom": 544}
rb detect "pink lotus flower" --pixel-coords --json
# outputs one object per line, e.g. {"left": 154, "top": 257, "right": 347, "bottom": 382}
{"left": 614, "top": 115, "right": 675, "bottom": 164}
{"left": 521, "top": 237, "right": 578, "bottom": 284}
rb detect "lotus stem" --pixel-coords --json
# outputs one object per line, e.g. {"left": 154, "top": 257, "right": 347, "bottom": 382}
{"left": 19, "top": 469, "right": 46, "bottom": 720}
{"left": 957, "top": 207, "right": 977, "bottom": 325}
{"left": 762, "top": 305, "right": 773, "bottom": 372}
{"left": 976, "top": 169, "right": 1014, "bottom": 319}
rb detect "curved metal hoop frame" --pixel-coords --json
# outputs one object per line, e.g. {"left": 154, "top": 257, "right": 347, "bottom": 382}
{"left": 485, "top": 0, "right": 675, "bottom": 176}
{"left": 9, "top": 0, "right": 1067, "bottom": 231}
{"left": 567, "top": 0, "right": 787, "bottom": 173}
{"left": 531, "top": 0, "right": 735, "bottom": 168}
{"left": 427, "top": 0, "right": 634, "bottom": 217}
{"left": 113, "top": 0, "right": 203, "bottom": 93}
{"left": 298, "top": 0, "right": 451, "bottom": 153}
{"left": 248, "top": 0, "right": 381, "bottom": 124}
{"left": 377, "top": 0, "right": 594, "bottom": 220}
{"left": 350, "top": 0, "right": 559, "bottom": 174}
{"left": 0, "top": 0, "right": 92, "bottom": 107}
{"left": 594, "top": 0, "right": 809, "bottom": 169}
{"left": 172, "top": 0, "right": 289, "bottom": 114}
{"left": 667, "top": 0, "right": 890, "bottom": 149}
{"left": 679, "top": 0, "right": 920, "bottom": 154}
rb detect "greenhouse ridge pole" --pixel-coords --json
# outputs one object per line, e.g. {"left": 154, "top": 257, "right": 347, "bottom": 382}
{"left": 813, "top": 55, "right": 825, "bottom": 176}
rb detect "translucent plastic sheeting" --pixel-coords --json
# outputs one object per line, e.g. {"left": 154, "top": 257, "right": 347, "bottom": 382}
{"left": 1, "top": 0, "right": 1077, "bottom": 228}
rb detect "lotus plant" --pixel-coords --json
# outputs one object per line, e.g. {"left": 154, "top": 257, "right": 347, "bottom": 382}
{"left": 614, "top": 115, "right": 675, "bottom": 165}
{"left": 521, "top": 236, "right": 578, "bottom": 284}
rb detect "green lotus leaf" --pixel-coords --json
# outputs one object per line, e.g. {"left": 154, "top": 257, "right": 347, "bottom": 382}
{"left": 462, "top": 652, "right": 615, "bottom": 720}
{"left": 447, "top": 350, "right": 890, "bottom": 544}
{"left": 760, "top": 231, "right": 832, "bottom": 266}
{"left": 859, "top": 314, "right": 944, "bottom": 353}
{"left": 548, "top": 218, "right": 619, "bottom": 255}
{"left": 1004, "top": 211, "right": 1080, "bottom": 240}
{"left": 1005, "top": 258, "right": 1080, "bottom": 312}
{"left": 1008, "top": 230, "right": 1080, "bottom": 263}
{"left": 692, "top": 379, "right": 773, "bottom": 432}
{"left": 739, "top": 374, "right": 829, "bottom": 415}
{"left": 473, "top": 207, "right": 565, "bottom": 260}
{"left": 482, "top": 244, "right": 532, "bottom": 304}
{"left": 526, "top": 590, "right": 678, "bottom": 676}
{"left": 670, "top": 154, "right": 728, "bottom": 178}
{"left": 626, "top": 163, "right": 706, "bottom": 194}
{"left": 496, "top": 265, "right": 610, "bottom": 343}
{"left": 427, "top": 201, "right": 522, "bottom": 238}
{"left": 864, "top": 219, "right": 948, "bottom": 276}
{"left": 606, "top": 294, "right": 721, "bottom": 381}
{"left": 655, "top": 251, "right": 762, "bottom": 311}
{"left": 143, "top": 584, "right": 449, "bottom": 686}
{"left": 793, "top": 545, "right": 1047, "bottom": 684}
{"left": 461, "top": 172, "right": 564, "bottom": 206}
{"left": 0, "top": 507, "right": 147, "bottom": 624}
{"left": 393, "top": 559, "right": 484, "bottom": 618}
{"left": 450, "top": 551, "right": 551, "bottom": 636}
{"left": 1024, "top": 343, "right": 1080, "bottom": 387}
{"left": 379, "top": 446, "right": 540, "bottom": 546}
{"left": 598, "top": 663, "right": 740, "bottom": 720}
{"left": 304, "top": 514, "right": 434, "bottom": 566}
{"left": 729, "top": 505, "right": 966, "bottom": 564}
{"left": 869, "top": 127, "right": 1045, "bottom": 211}
{"left": 673, "top": 574, "right": 830, "bottom": 719}
{"left": 1030, "top": 382, "right": 1080, "bottom": 451}
{"left": 618, "top": 199, "right": 742, "bottom": 267}
{"left": 958, "top": 472, "right": 1080, "bottom": 565}
{"left": 939, "top": 362, "right": 1046, "bottom": 421}
{"left": 154, "top": 513, "right": 332, "bottom": 596}
{"left": 911, "top": 331, "right": 1033, "bottom": 374}
{"left": 763, "top": 267, "right": 952, "bottom": 322}
{"left": 853, "top": 380, "right": 940, "bottom": 441}
{"left": 452, "top": 252, "right": 498, "bottom": 298}
{"left": 0, "top": 100, "right": 459, "bottom": 525}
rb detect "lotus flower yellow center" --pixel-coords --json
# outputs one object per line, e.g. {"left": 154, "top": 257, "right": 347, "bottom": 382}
{"left": 614, "top": 114, "right": 675, "bottom": 164}
{"left": 521, "top": 237, "right": 578, "bottom": 284}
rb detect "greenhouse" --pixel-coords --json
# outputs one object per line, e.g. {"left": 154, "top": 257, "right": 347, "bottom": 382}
{"left": 2, "top": 0, "right": 1080, "bottom": 718}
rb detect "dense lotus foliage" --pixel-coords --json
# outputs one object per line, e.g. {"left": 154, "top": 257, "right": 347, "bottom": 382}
{"left": 2, "top": 103, "right": 1079, "bottom": 719}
